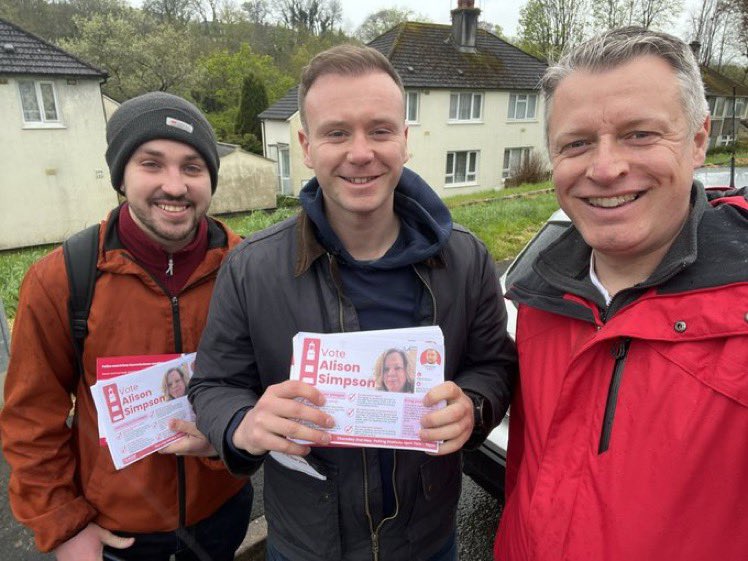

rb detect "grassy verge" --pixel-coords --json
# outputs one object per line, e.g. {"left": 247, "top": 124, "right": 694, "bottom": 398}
{"left": 704, "top": 148, "right": 748, "bottom": 166}
{"left": 0, "top": 186, "right": 558, "bottom": 320}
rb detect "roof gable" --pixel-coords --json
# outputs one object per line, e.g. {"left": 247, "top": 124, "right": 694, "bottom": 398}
{"left": 369, "top": 22, "right": 547, "bottom": 90}
{"left": 0, "top": 18, "right": 106, "bottom": 79}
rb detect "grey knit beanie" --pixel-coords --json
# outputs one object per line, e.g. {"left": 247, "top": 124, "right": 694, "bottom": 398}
{"left": 105, "top": 92, "right": 219, "bottom": 194}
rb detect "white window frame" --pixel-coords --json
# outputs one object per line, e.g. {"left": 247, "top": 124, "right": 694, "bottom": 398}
{"left": 449, "top": 92, "right": 483, "bottom": 122}
{"left": 503, "top": 147, "right": 531, "bottom": 179}
{"left": 406, "top": 91, "right": 419, "bottom": 124}
{"left": 278, "top": 146, "right": 292, "bottom": 195}
{"left": 18, "top": 80, "right": 62, "bottom": 127}
{"left": 713, "top": 97, "right": 725, "bottom": 118}
{"left": 507, "top": 93, "right": 537, "bottom": 121}
{"left": 445, "top": 150, "right": 479, "bottom": 186}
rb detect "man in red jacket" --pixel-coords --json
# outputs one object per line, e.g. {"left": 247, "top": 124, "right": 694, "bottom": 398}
{"left": 495, "top": 27, "right": 748, "bottom": 561}
{"left": 0, "top": 92, "right": 251, "bottom": 561}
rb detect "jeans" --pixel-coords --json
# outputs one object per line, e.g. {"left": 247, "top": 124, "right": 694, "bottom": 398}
{"left": 266, "top": 529, "right": 458, "bottom": 561}
{"left": 103, "top": 483, "right": 253, "bottom": 561}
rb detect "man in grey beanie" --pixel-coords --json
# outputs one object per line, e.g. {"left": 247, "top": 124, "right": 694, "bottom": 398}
{"left": 0, "top": 91, "right": 252, "bottom": 561}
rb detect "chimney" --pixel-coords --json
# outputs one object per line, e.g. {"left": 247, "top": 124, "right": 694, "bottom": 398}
{"left": 689, "top": 41, "right": 701, "bottom": 59}
{"left": 451, "top": 0, "right": 481, "bottom": 53}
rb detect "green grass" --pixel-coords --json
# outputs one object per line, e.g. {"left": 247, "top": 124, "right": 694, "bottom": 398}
{"left": 450, "top": 190, "right": 559, "bottom": 260}
{"left": 0, "top": 187, "right": 559, "bottom": 320}
{"left": 0, "top": 244, "right": 58, "bottom": 322}
{"left": 704, "top": 149, "right": 748, "bottom": 166}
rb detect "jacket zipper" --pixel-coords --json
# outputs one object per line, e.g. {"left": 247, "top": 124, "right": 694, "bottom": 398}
{"left": 598, "top": 337, "right": 631, "bottom": 454}
{"left": 363, "top": 449, "right": 400, "bottom": 561}
{"left": 327, "top": 257, "right": 435, "bottom": 559}
{"left": 119, "top": 253, "right": 208, "bottom": 543}
{"left": 412, "top": 265, "right": 438, "bottom": 325}
{"left": 327, "top": 254, "right": 346, "bottom": 332}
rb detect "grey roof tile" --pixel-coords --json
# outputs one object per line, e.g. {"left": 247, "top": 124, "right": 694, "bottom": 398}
{"left": 261, "top": 22, "right": 547, "bottom": 118}
{"left": 0, "top": 18, "right": 106, "bottom": 78}
{"left": 258, "top": 85, "right": 299, "bottom": 120}
{"left": 371, "top": 22, "right": 546, "bottom": 90}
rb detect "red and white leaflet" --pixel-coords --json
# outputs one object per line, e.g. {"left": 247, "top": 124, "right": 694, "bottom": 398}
{"left": 90, "top": 354, "right": 197, "bottom": 470}
{"left": 95, "top": 354, "right": 181, "bottom": 446}
{"left": 290, "top": 327, "right": 445, "bottom": 453}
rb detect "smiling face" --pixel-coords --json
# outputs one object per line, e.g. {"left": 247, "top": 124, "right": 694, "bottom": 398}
{"left": 548, "top": 55, "right": 709, "bottom": 269}
{"left": 382, "top": 351, "right": 408, "bottom": 392}
{"left": 122, "top": 139, "right": 212, "bottom": 253}
{"left": 425, "top": 349, "right": 438, "bottom": 365}
{"left": 166, "top": 369, "right": 186, "bottom": 399}
{"left": 298, "top": 71, "right": 409, "bottom": 230}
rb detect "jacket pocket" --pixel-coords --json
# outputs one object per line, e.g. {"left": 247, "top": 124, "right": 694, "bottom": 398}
{"left": 264, "top": 455, "right": 342, "bottom": 560}
{"left": 405, "top": 454, "right": 461, "bottom": 551}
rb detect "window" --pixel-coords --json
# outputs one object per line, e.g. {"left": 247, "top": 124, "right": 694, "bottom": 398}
{"left": 406, "top": 91, "right": 419, "bottom": 123}
{"left": 18, "top": 80, "right": 60, "bottom": 124}
{"left": 508, "top": 93, "right": 537, "bottom": 120}
{"left": 445, "top": 150, "right": 479, "bottom": 185}
{"left": 449, "top": 92, "right": 482, "bottom": 121}
{"left": 503, "top": 147, "right": 531, "bottom": 179}
{"left": 713, "top": 97, "right": 725, "bottom": 118}
{"left": 278, "top": 147, "right": 291, "bottom": 195}
{"left": 724, "top": 98, "right": 747, "bottom": 118}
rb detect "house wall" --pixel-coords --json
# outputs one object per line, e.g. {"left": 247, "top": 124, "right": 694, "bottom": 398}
{"left": 210, "top": 150, "right": 277, "bottom": 214}
{"left": 262, "top": 90, "right": 547, "bottom": 198}
{"left": 288, "top": 113, "right": 312, "bottom": 194}
{"left": 0, "top": 76, "right": 118, "bottom": 250}
{"left": 406, "top": 89, "right": 547, "bottom": 197}
{"left": 263, "top": 115, "right": 314, "bottom": 197}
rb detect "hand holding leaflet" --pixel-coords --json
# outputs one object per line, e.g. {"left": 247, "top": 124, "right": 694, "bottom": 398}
{"left": 289, "top": 326, "right": 446, "bottom": 452}
{"left": 91, "top": 354, "right": 199, "bottom": 469}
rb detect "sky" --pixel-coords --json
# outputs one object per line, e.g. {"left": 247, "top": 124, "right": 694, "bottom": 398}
{"left": 336, "top": 0, "right": 701, "bottom": 41}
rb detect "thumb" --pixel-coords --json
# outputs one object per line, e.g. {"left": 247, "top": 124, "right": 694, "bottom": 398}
{"left": 97, "top": 527, "right": 135, "bottom": 550}
{"left": 169, "top": 418, "right": 200, "bottom": 437}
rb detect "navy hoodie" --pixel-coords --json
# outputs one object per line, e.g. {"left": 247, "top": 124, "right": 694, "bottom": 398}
{"left": 300, "top": 167, "right": 453, "bottom": 517}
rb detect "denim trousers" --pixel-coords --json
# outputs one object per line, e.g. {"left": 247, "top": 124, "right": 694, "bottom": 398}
{"left": 266, "top": 529, "right": 458, "bottom": 561}
{"left": 102, "top": 483, "right": 253, "bottom": 561}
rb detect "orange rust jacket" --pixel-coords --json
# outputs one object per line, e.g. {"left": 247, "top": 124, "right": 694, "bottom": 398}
{"left": 0, "top": 207, "right": 246, "bottom": 552}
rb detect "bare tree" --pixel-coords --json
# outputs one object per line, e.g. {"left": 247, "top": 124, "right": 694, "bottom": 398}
{"left": 592, "top": 0, "right": 636, "bottom": 30}
{"left": 275, "top": 0, "right": 341, "bottom": 34}
{"left": 242, "top": 0, "right": 270, "bottom": 24}
{"left": 689, "top": 0, "right": 735, "bottom": 67}
{"left": 517, "top": 0, "right": 589, "bottom": 61}
{"left": 633, "top": 0, "right": 682, "bottom": 29}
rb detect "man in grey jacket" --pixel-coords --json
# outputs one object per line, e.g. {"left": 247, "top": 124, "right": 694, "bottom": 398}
{"left": 190, "top": 45, "right": 517, "bottom": 561}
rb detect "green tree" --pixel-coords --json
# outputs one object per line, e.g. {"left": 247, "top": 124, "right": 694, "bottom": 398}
{"left": 354, "top": 8, "right": 426, "bottom": 42}
{"left": 0, "top": 0, "right": 128, "bottom": 42}
{"left": 234, "top": 72, "right": 268, "bottom": 153}
{"left": 62, "top": 11, "right": 200, "bottom": 100}
{"left": 192, "top": 43, "right": 293, "bottom": 139}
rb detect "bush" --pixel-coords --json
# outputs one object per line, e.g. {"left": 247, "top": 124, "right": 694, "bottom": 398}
{"left": 505, "top": 150, "right": 550, "bottom": 188}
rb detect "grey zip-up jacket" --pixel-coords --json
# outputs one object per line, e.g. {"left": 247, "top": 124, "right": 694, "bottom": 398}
{"left": 191, "top": 180, "right": 517, "bottom": 561}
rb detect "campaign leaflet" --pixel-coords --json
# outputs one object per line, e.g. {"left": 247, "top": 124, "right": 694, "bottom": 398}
{"left": 95, "top": 354, "right": 180, "bottom": 446}
{"left": 90, "top": 354, "right": 197, "bottom": 470}
{"left": 290, "top": 326, "right": 446, "bottom": 453}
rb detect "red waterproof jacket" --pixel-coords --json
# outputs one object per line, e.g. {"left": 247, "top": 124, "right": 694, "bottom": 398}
{"left": 495, "top": 187, "right": 748, "bottom": 561}
{"left": 0, "top": 207, "right": 246, "bottom": 552}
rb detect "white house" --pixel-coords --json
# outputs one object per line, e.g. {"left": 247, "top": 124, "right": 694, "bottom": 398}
{"left": 0, "top": 17, "right": 118, "bottom": 250}
{"left": 701, "top": 65, "right": 748, "bottom": 149}
{"left": 260, "top": 0, "right": 548, "bottom": 198}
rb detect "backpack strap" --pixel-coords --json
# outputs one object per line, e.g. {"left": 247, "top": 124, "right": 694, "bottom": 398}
{"left": 63, "top": 224, "right": 100, "bottom": 376}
